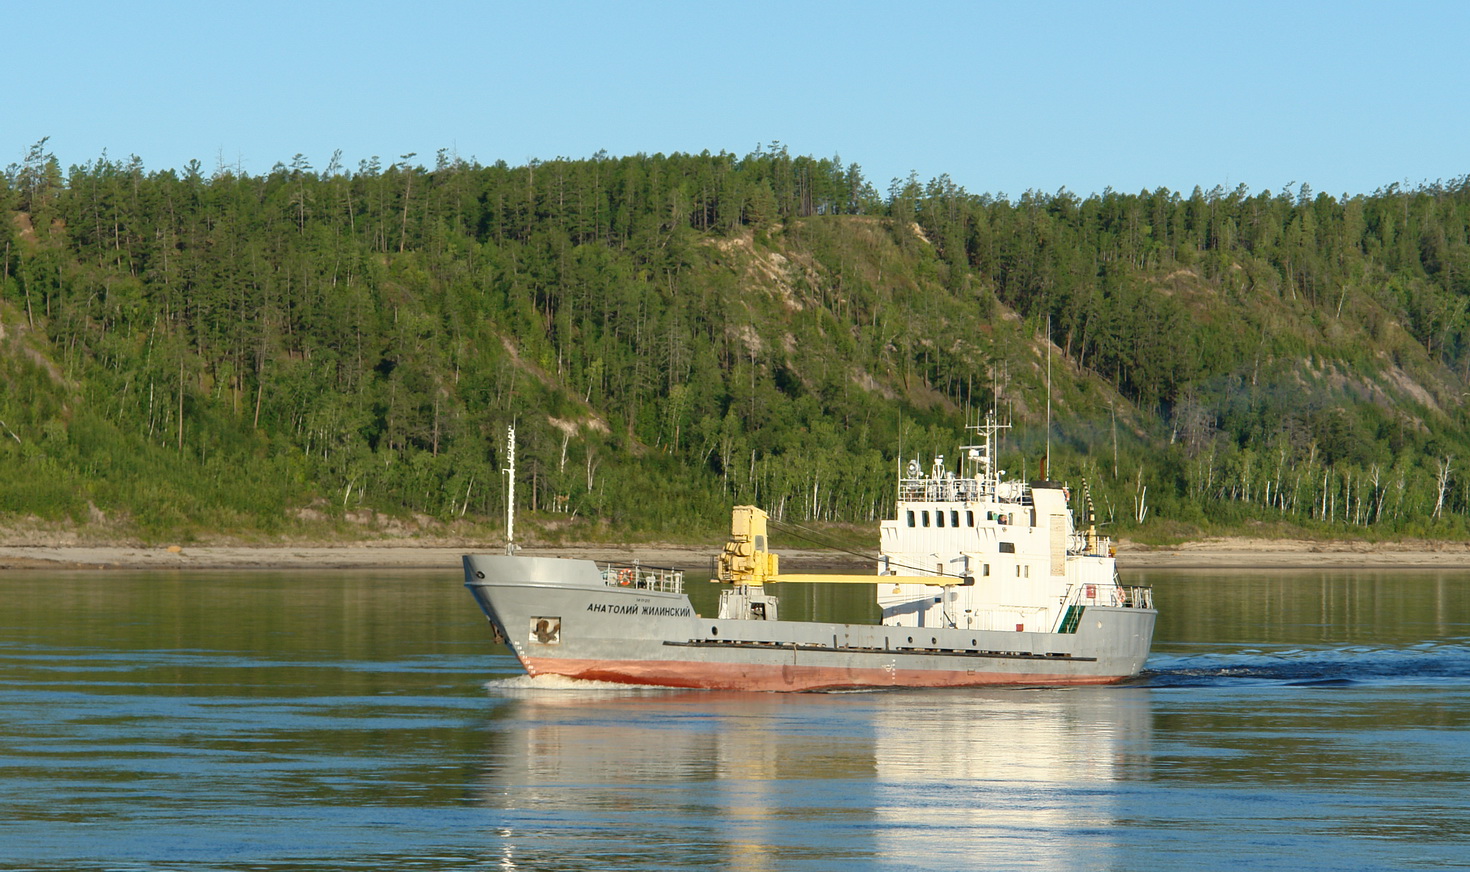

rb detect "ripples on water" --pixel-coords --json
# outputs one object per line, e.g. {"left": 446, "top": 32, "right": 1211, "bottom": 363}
{"left": 0, "top": 569, "right": 1467, "bottom": 872}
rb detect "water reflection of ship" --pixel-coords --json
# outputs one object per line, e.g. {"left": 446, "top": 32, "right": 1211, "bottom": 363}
{"left": 479, "top": 689, "right": 875, "bottom": 872}
{"left": 871, "top": 688, "right": 1152, "bottom": 871}
{"left": 478, "top": 685, "right": 1151, "bottom": 871}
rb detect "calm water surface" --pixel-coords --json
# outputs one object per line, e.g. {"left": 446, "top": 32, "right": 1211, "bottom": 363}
{"left": 1, "top": 567, "right": 1467, "bottom": 871}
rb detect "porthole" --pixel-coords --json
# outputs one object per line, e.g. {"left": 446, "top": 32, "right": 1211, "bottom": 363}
{"left": 907, "top": 636, "right": 914, "bottom": 643}
{"left": 711, "top": 627, "right": 719, "bottom": 636}
{"left": 931, "top": 637, "right": 937, "bottom": 645}
{"left": 474, "top": 571, "right": 486, "bottom": 579}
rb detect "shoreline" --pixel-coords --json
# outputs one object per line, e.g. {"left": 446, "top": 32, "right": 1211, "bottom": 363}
{"left": 1117, "top": 537, "right": 1470, "bottom": 570}
{"left": 1, "top": 537, "right": 1467, "bottom": 572}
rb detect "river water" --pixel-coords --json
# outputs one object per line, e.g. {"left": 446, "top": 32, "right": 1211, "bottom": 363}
{"left": 1, "top": 567, "right": 1467, "bottom": 871}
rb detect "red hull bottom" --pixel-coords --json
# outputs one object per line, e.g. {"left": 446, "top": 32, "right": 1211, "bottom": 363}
{"left": 524, "top": 657, "right": 1127, "bottom": 692}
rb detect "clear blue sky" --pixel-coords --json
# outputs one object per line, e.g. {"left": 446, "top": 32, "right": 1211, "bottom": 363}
{"left": 7, "top": 0, "right": 1467, "bottom": 199}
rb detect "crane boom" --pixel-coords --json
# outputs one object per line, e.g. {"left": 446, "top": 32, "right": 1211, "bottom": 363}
{"left": 716, "top": 506, "right": 971, "bottom": 587}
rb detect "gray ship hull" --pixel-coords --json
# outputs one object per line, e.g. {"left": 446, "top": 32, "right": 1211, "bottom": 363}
{"left": 464, "top": 554, "right": 1156, "bottom": 691}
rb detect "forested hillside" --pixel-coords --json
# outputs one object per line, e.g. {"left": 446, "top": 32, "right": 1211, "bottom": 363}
{"left": 3, "top": 139, "right": 1469, "bottom": 544}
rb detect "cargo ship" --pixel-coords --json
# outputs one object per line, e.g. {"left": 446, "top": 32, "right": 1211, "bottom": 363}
{"left": 463, "top": 417, "right": 1155, "bottom": 691}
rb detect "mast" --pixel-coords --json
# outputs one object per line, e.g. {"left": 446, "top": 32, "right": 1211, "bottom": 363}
{"left": 961, "top": 410, "right": 1009, "bottom": 497}
{"left": 1045, "top": 314, "right": 1052, "bottom": 480}
{"left": 503, "top": 425, "right": 516, "bottom": 555}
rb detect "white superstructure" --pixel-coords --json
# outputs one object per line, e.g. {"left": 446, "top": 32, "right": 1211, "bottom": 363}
{"left": 876, "top": 416, "right": 1124, "bottom": 634}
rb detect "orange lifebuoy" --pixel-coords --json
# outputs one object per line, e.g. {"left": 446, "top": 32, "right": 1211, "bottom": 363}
{"left": 617, "top": 569, "right": 633, "bottom": 586}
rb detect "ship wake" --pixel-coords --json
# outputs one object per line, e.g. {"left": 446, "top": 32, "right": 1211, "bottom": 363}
{"left": 1141, "top": 640, "right": 1470, "bottom": 688}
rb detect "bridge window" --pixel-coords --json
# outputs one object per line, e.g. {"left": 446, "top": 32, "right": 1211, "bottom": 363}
{"left": 936, "top": 511, "right": 945, "bottom": 528}
{"left": 907, "top": 510, "right": 915, "bottom": 527}
{"left": 998, "top": 542, "right": 1015, "bottom": 553}
{"left": 966, "top": 511, "right": 975, "bottom": 527}
{"left": 951, "top": 510, "right": 960, "bottom": 527}
{"left": 922, "top": 511, "right": 930, "bottom": 527}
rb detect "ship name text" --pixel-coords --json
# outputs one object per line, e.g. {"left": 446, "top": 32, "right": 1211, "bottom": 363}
{"left": 586, "top": 602, "right": 693, "bottom": 617}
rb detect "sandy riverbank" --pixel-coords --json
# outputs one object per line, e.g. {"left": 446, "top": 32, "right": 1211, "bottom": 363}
{"left": 0, "top": 542, "right": 856, "bottom": 572}
{"left": 1, "top": 537, "right": 1467, "bottom": 572}
{"left": 1117, "top": 537, "right": 1470, "bottom": 570}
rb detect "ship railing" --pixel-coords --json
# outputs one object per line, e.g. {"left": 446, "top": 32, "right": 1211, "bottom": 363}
{"left": 600, "top": 561, "right": 684, "bottom": 594}
{"left": 895, "top": 476, "right": 1045, "bottom": 507}
{"left": 1066, "top": 532, "right": 1116, "bottom": 558}
{"left": 1060, "top": 581, "right": 1154, "bottom": 610}
{"left": 897, "top": 477, "right": 991, "bottom": 503}
{"left": 1121, "top": 585, "right": 1154, "bottom": 609}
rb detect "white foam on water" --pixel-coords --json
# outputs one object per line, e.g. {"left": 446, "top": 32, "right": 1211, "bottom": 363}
{"left": 484, "top": 673, "right": 684, "bottom": 695}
